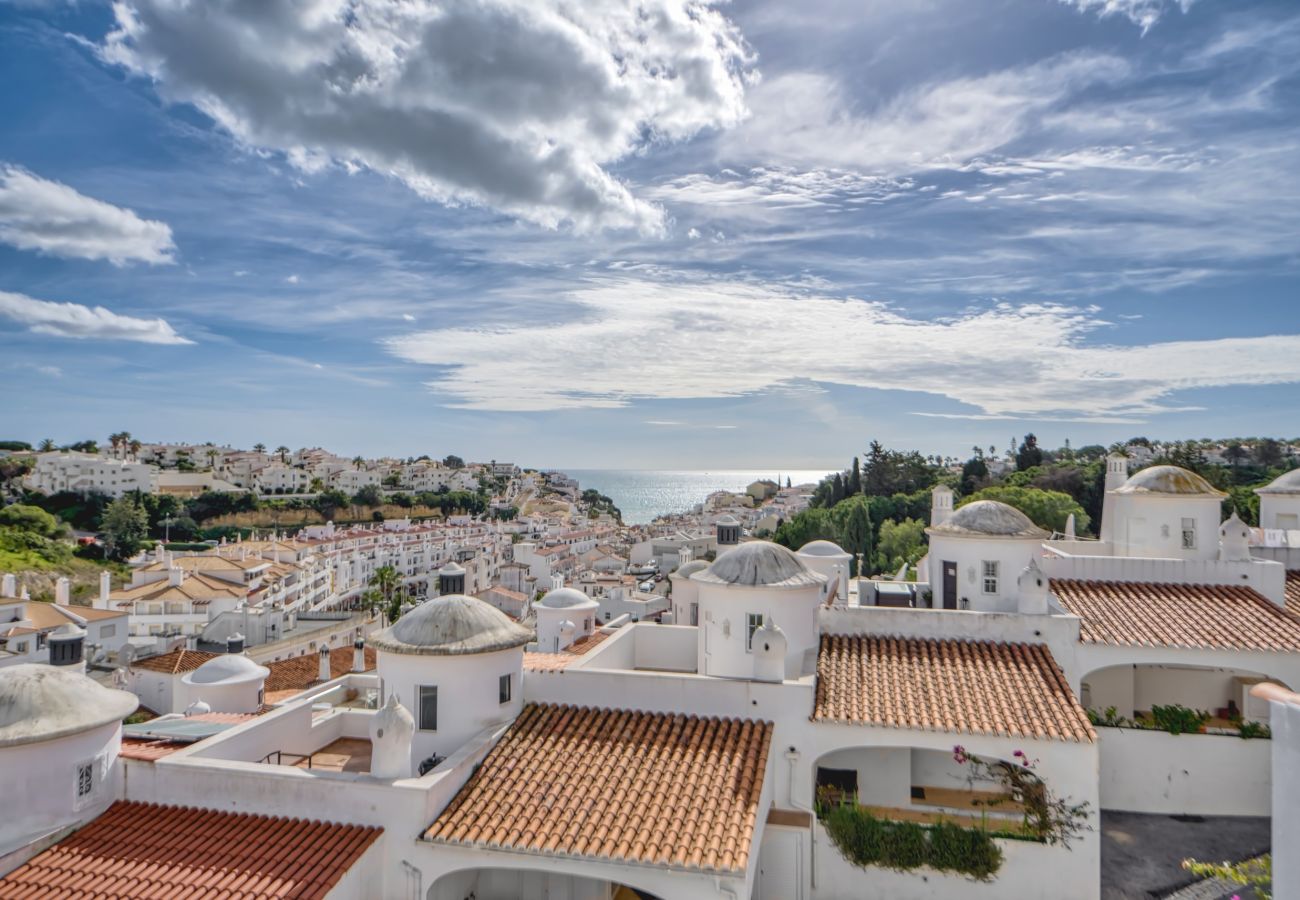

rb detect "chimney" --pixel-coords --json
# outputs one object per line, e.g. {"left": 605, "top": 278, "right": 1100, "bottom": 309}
{"left": 226, "top": 632, "right": 245, "bottom": 654}
{"left": 168, "top": 567, "right": 184, "bottom": 587}
{"left": 352, "top": 638, "right": 366, "bottom": 673}
{"left": 1, "top": 573, "right": 15, "bottom": 598}
{"left": 929, "top": 485, "right": 954, "bottom": 527}
{"left": 54, "top": 577, "right": 70, "bottom": 606}
{"left": 318, "top": 644, "right": 332, "bottom": 682}
{"left": 1100, "top": 452, "right": 1129, "bottom": 544}
{"left": 97, "top": 571, "right": 112, "bottom": 610}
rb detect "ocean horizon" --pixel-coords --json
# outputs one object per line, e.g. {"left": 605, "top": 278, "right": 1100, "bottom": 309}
{"left": 562, "top": 468, "right": 833, "bottom": 525}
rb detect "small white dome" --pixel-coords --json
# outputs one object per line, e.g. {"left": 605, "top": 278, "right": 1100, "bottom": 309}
{"left": 0, "top": 664, "right": 138, "bottom": 748}
{"left": 694, "top": 540, "right": 826, "bottom": 588}
{"left": 1256, "top": 468, "right": 1300, "bottom": 496}
{"left": 185, "top": 700, "right": 212, "bottom": 717}
{"left": 716, "top": 515, "right": 741, "bottom": 527}
{"left": 673, "top": 560, "right": 709, "bottom": 579}
{"left": 439, "top": 561, "right": 466, "bottom": 575}
{"left": 797, "top": 540, "right": 849, "bottom": 557}
{"left": 183, "top": 654, "right": 270, "bottom": 687}
{"left": 538, "top": 587, "right": 597, "bottom": 610}
{"left": 370, "top": 594, "right": 533, "bottom": 656}
{"left": 929, "top": 500, "right": 1048, "bottom": 538}
{"left": 1115, "top": 465, "right": 1226, "bottom": 497}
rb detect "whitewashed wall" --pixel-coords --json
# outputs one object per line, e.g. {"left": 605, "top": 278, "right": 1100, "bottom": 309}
{"left": 1096, "top": 728, "right": 1271, "bottom": 815}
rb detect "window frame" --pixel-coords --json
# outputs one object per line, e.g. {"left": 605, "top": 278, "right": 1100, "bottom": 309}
{"left": 499, "top": 673, "right": 512, "bottom": 705}
{"left": 745, "top": 612, "right": 763, "bottom": 652}
{"left": 417, "top": 684, "right": 438, "bottom": 732}
{"left": 75, "top": 760, "right": 95, "bottom": 807}
{"left": 981, "top": 560, "right": 999, "bottom": 595}
{"left": 1180, "top": 517, "right": 1197, "bottom": 550}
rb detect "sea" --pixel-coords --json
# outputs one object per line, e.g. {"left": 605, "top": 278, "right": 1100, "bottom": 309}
{"left": 563, "top": 469, "right": 833, "bottom": 525}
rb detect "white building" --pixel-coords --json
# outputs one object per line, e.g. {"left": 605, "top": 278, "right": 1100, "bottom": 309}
{"left": 22, "top": 451, "right": 154, "bottom": 498}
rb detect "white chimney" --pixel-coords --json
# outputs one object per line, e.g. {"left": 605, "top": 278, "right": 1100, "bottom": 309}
{"left": 97, "top": 571, "right": 112, "bottom": 610}
{"left": 54, "top": 577, "right": 70, "bottom": 606}
{"left": 352, "top": 638, "right": 366, "bottom": 673}
{"left": 318, "top": 644, "right": 332, "bottom": 682}
{"left": 169, "top": 567, "right": 184, "bottom": 587}
{"left": 930, "top": 485, "right": 954, "bottom": 527}
{"left": 3, "top": 573, "right": 17, "bottom": 598}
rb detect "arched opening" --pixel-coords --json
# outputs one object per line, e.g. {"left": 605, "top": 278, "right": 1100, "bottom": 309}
{"left": 812, "top": 746, "right": 1034, "bottom": 835}
{"left": 1081, "top": 663, "right": 1288, "bottom": 731}
{"left": 428, "top": 868, "right": 665, "bottom": 900}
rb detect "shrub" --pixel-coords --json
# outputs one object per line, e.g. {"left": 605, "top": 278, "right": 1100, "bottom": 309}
{"left": 1237, "top": 720, "right": 1271, "bottom": 740}
{"left": 819, "top": 803, "right": 1003, "bottom": 881}
{"left": 1150, "top": 704, "right": 1210, "bottom": 735}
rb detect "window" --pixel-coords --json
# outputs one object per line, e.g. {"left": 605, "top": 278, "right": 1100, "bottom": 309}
{"left": 418, "top": 685, "right": 438, "bottom": 731}
{"left": 76, "top": 762, "right": 94, "bottom": 800}
{"left": 745, "top": 613, "right": 763, "bottom": 652}
{"left": 981, "top": 561, "right": 999, "bottom": 594}
{"left": 99, "top": 624, "right": 116, "bottom": 639}
{"left": 499, "top": 674, "right": 512, "bottom": 705}
{"left": 689, "top": 603, "right": 699, "bottom": 626}
{"left": 1181, "top": 518, "right": 1197, "bottom": 550}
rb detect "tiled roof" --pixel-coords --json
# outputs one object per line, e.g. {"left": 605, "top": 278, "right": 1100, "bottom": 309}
{"left": 129, "top": 648, "right": 220, "bottom": 674}
{"left": 111, "top": 572, "right": 244, "bottom": 604}
{"left": 523, "top": 630, "right": 610, "bottom": 672}
{"left": 0, "top": 800, "right": 381, "bottom": 899}
{"left": 263, "top": 645, "right": 376, "bottom": 695}
{"left": 119, "top": 713, "right": 258, "bottom": 761}
{"left": 425, "top": 704, "right": 772, "bottom": 874}
{"left": 1286, "top": 571, "right": 1300, "bottom": 616}
{"left": 16, "top": 602, "right": 122, "bottom": 632}
{"left": 813, "top": 635, "right": 1094, "bottom": 743}
{"left": 1052, "top": 579, "right": 1300, "bottom": 652}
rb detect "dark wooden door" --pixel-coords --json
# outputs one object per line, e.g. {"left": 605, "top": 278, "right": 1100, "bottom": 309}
{"left": 943, "top": 561, "right": 958, "bottom": 609}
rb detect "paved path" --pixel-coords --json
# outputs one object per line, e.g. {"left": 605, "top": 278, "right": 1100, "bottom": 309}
{"left": 1100, "top": 812, "right": 1269, "bottom": 899}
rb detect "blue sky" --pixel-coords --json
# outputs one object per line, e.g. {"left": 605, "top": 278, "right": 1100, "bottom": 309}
{"left": 1, "top": 0, "right": 1297, "bottom": 468}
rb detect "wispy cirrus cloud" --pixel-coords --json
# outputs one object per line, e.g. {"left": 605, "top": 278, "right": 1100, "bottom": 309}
{"left": 0, "top": 165, "right": 175, "bottom": 265}
{"left": 100, "top": 0, "right": 755, "bottom": 234}
{"left": 0, "top": 291, "right": 192, "bottom": 344}
{"left": 1059, "top": 0, "right": 1196, "bottom": 33}
{"left": 386, "top": 275, "right": 1300, "bottom": 418}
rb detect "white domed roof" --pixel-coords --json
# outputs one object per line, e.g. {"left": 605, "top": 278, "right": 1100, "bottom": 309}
{"left": 797, "top": 539, "right": 849, "bottom": 557}
{"left": 694, "top": 541, "right": 826, "bottom": 588}
{"left": 183, "top": 654, "right": 270, "bottom": 686}
{"left": 439, "top": 561, "right": 466, "bottom": 575}
{"left": 0, "top": 664, "right": 138, "bottom": 748}
{"left": 1257, "top": 468, "right": 1300, "bottom": 495}
{"left": 929, "top": 501, "right": 1048, "bottom": 538}
{"left": 1115, "top": 465, "right": 1226, "bottom": 497}
{"left": 716, "top": 515, "right": 741, "bottom": 527}
{"left": 370, "top": 594, "right": 533, "bottom": 656}
{"left": 673, "top": 560, "right": 709, "bottom": 579}
{"left": 538, "top": 587, "right": 598, "bottom": 610}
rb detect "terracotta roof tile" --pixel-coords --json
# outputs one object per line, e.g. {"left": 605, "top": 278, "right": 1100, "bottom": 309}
{"left": 813, "top": 634, "right": 1094, "bottom": 743}
{"left": 425, "top": 704, "right": 772, "bottom": 873}
{"left": 263, "top": 646, "right": 376, "bottom": 695}
{"left": 1052, "top": 579, "right": 1300, "bottom": 652}
{"left": 0, "top": 800, "right": 381, "bottom": 899}
{"left": 523, "top": 630, "right": 610, "bottom": 672}
{"left": 1286, "top": 571, "right": 1300, "bottom": 616}
{"left": 129, "top": 648, "right": 220, "bottom": 674}
{"left": 120, "top": 712, "right": 259, "bottom": 761}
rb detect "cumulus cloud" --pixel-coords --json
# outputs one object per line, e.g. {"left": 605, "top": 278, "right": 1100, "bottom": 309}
{"left": 386, "top": 276, "right": 1300, "bottom": 416}
{"left": 0, "top": 165, "right": 175, "bottom": 265}
{"left": 0, "top": 291, "right": 192, "bottom": 344}
{"left": 721, "top": 53, "right": 1128, "bottom": 175}
{"left": 100, "top": 0, "right": 754, "bottom": 234}
{"left": 1060, "top": 0, "right": 1195, "bottom": 32}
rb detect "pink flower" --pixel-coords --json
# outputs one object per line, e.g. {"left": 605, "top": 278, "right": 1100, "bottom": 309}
{"left": 952, "top": 744, "right": 969, "bottom": 764}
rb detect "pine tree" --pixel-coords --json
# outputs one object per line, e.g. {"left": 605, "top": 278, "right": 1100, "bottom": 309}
{"left": 848, "top": 456, "right": 861, "bottom": 495}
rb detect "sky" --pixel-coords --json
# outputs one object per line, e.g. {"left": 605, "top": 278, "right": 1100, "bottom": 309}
{"left": 0, "top": 0, "right": 1297, "bottom": 468}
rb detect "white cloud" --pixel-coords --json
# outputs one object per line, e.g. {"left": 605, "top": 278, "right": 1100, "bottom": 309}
{"left": 101, "top": 0, "right": 754, "bottom": 234}
{"left": 386, "top": 275, "right": 1300, "bottom": 417}
{"left": 0, "top": 165, "right": 175, "bottom": 265}
{"left": 286, "top": 274, "right": 300, "bottom": 284}
{"left": 0, "top": 291, "right": 192, "bottom": 344}
{"left": 721, "top": 53, "right": 1128, "bottom": 176}
{"left": 401, "top": 313, "right": 416, "bottom": 322}
{"left": 1060, "top": 0, "right": 1195, "bottom": 33}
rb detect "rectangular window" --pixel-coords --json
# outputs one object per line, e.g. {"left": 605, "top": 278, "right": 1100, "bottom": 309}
{"left": 746, "top": 613, "right": 763, "bottom": 652}
{"left": 1181, "top": 518, "right": 1197, "bottom": 550}
{"left": 418, "top": 685, "right": 438, "bottom": 731}
{"left": 499, "top": 674, "right": 512, "bottom": 705}
{"left": 99, "top": 624, "right": 116, "bottom": 639}
{"left": 981, "top": 561, "right": 999, "bottom": 594}
{"left": 76, "top": 762, "right": 94, "bottom": 799}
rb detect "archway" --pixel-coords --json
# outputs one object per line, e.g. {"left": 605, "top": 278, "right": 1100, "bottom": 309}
{"left": 429, "top": 868, "right": 665, "bottom": 900}
{"left": 1081, "top": 663, "right": 1288, "bottom": 728}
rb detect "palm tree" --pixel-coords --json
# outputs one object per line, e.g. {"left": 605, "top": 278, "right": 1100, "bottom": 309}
{"left": 206, "top": 447, "right": 219, "bottom": 470}
{"left": 366, "top": 564, "right": 405, "bottom": 623}
{"left": 38, "top": 438, "right": 55, "bottom": 452}
{"left": 352, "top": 456, "right": 365, "bottom": 470}
{"left": 128, "top": 439, "right": 142, "bottom": 459}
{"left": 253, "top": 443, "right": 267, "bottom": 454}
{"left": 276, "top": 446, "right": 290, "bottom": 463}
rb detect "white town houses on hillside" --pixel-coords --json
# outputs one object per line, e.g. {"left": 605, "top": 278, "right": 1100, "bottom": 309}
{"left": 1, "top": 458, "right": 1299, "bottom": 899}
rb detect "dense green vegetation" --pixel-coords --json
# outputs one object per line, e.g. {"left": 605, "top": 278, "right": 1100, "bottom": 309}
{"left": 819, "top": 803, "right": 1003, "bottom": 880}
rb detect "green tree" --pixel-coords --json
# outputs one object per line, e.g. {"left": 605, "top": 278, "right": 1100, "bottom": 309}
{"left": 840, "top": 498, "right": 871, "bottom": 577}
{"left": 876, "top": 518, "right": 927, "bottom": 574}
{"left": 1015, "top": 433, "right": 1044, "bottom": 471}
{"left": 0, "top": 504, "right": 67, "bottom": 539}
{"left": 443, "top": 454, "right": 464, "bottom": 469}
{"left": 1253, "top": 438, "right": 1284, "bottom": 468}
{"left": 275, "top": 445, "right": 290, "bottom": 463}
{"left": 960, "top": 486, "right": 1089, "bottom": 534}
{"left": 38, "top": 438, "right": 55, "bottom": 452}
{"left": 353, "top": 484, "right": 384, "bottom": 507}
{"left": 365, "top": 564, "right": 407, "bottom": 623}
{"left": 100, "top": 496, "right": 149, "bottom": 559}
{"left": 847, "top": 456, "right": 862, "bottom": 495}
{"left": 253, "top": 443, "right": 267, "bottom": 454}
{"left": 313, "top": 489, "right": 351, "bottom": 517}
{"left": 1223, "top": 442, "right": 1248, "bottom": 467}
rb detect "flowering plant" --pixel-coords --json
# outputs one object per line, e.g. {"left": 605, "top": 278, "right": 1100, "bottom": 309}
{"left": 952, "top": 745, "right": 1090, "bottom": 847}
